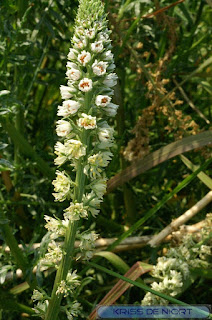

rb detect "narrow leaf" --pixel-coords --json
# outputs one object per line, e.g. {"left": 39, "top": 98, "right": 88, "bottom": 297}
{"left": 180, "top": 155, "right": 212, "bottom": 190}
{"left": 89, "top": 261, "right": 152, "bottom": 320}
{"left": 94, "top": 251, "right": 129, "bottom": 274}
{"left": 0, "top": 159, "right": 14, "bottom": 171}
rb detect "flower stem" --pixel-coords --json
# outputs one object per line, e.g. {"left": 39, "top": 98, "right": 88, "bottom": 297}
{"left": 45, "top": 93, "right": 91, "bottom": 320}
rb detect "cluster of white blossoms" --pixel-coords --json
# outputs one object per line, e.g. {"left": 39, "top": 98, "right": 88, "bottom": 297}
{"left": 56, "top": 270, "right": 80, "bottom": 297}
{"left": 142, "top": 213, "right": 212, "bottom": 305}
{"left": 34, "top": 0, "right": 118, "bottom": 318}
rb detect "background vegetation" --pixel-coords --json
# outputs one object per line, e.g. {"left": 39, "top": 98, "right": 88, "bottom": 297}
{"left": 0, "top": 0, "right": 211, "bottom": 319}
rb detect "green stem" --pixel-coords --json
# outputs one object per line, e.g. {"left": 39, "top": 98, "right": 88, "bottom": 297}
{"left": 45, "top": 93, "right": 91, "bottom": 320}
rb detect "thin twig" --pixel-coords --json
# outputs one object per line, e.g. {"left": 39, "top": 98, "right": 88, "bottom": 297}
{"left": 148, "top": 191, "right": 212, "bottom": 247}
{"left": 173, "top": 78, "right": 210, "bottom": 124}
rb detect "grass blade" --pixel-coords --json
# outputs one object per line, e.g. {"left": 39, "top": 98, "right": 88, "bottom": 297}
{"left": 180, "top": 155, "right": 212, "bottom": 189}
{"left": 94, "top": 251, "right": 129, "bottom": 274}
{"left": 88, "top": 261, "right": 152, "bottom": 320}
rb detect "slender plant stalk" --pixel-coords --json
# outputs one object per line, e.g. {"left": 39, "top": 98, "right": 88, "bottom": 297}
{"left": 45, "top": 94, "right": 91, "bottom": 320}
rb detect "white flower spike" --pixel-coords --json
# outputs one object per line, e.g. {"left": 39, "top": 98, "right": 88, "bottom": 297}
{"left": 41, "top": 0, "right": 119, "bottom": 318}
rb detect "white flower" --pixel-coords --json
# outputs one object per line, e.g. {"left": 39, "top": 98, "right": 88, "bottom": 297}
{"left": 67, "top": 80, "right": 77, "bottom": 92}
{"left": 90, "top": 178, "right": 107, "bottom": 198}
{"left": 92, "top": 60, "right": 108, "bottom": 76}
{"left": 64, "top": 139, "right": 86, "bottom": 160}
{"left": 56, "top": 270, "right": 80, "bottom": 297}
{"left": 52, "top": 170, "right": 72, "bottom": 201}
{"left": 98, "top": 31, "right": 110, "bottom": 42}
{"left": 83, "top": 191, "right": 103, "bottom": 217}
{"left": 79, "top": 231, "right": 98, "bottom": 260}
{"left": 95, "top": 95, "right": 111, "bottom": 107}
{"left": 67, "top": 48, "right": 78, "bottom": 60}
{"left": 91, "top": 41, "right": 104, "bottom": 53}
{"left": 77, "top": 113, "right": 96, "bottom": 130}
{"left": 60, "top": 85, "right": 74, "bottom": 100}
{"left": 44, "top": 215, "right": 60, "bottom": 232}
{"left": 66, "top": 61, "right": 78, "bottom": 69}
{"left": 56, "top": 120, "right": 72, "bottom": 137}
{"left": 78, "top": 78, "right": 93, "bottom": 92}
{"left": 31, "top": 289, "right": 44, "bottom": 302}
{"left": 85, "top": 28, "right": 95, "bottom": 39}
{"left": 64, "top": 202, "right": 88, "bottom": 221}
{"left": 33, "top": 300, "right": 49, "bottom": 315}
{"left": 77, "top": 50, "right": 91, "bottom": 66}
{"left": 57, "top": 100, "right": 80, "bottom": 117}
{"left": 84, "top": 152, "right": 113, "bottom": 179}
{"left": 54, "top": 142, "right": 67, "bottom": 166}
{"left": 66, "top": 68, "right": 81, "bottom": 81}
{"left": 75, "top": 26, "right": 84, "bottom": 36}
{"left": 66, "top": 302, "right": 82, "bottom": 320}
{"left": 44, "top": 215, "right": 67, "bottom": 239}
{"left": 93, "top": 21, "right": 104, "bottom": 31}
{"left": 66, "top": 270, "right": 80, "bottom": 286}
{"left": 103, "top": 73, "right": 118, "bottom": 87}
{"left": 102, "top": 50, "right": 114, "bottom": 61}
{"left": 98, "top": 123, "right": 114, "bottom": 148}
{"left": 54, "top": 140, "right": 86, "bottom": 165}
{"left": 105, "top": 103, "right": 118, "bottom": 117}
{"left": 80, "top": 231, "right": 98, "bottom": 251}
{"left": 40, "top": 241, "right": 63, "bottom": 269}
{"left": 73, "top": 36, "right": 87, "bottom": 49}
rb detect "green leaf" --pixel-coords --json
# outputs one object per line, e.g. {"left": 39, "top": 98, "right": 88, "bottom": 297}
{"left": 95, "top": 251, "right": 129, "bottom": 274}
{"left": 180, "top": 155, "right": 212, "bottom": 189}
{"left": 0, "top": 159, "right": 14, "bottom": 171}
{"left": 0, "top": 90, "right": 10, "bottom": 97}
{"left": 0, "top": 143, "right": 8, "bottom": 150}
{"left": 0, "top": 108, "right": 12, "bottom": 115}
{"left": 10, "top": 282, "right": 30, "bottom": 295}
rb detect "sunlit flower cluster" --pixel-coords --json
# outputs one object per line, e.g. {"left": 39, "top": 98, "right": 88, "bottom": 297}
{"left": 79, "top": 231, "right": 99, "bottom": 260}
{"left": 56, "top": 270, "right": 80, "bottom": 296}
{"left": 40, "top": 240, "right": 63, "bottom": 270}
{"left": 142, "top": 213, "right": 212, "bottom": 305}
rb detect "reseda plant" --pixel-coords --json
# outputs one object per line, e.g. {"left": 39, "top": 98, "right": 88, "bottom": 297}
{"left": 32, "top": 0, "right": 118, "bottom": 319}
{"left": 142, "top": 213, "right": 212, "bottom": 305}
